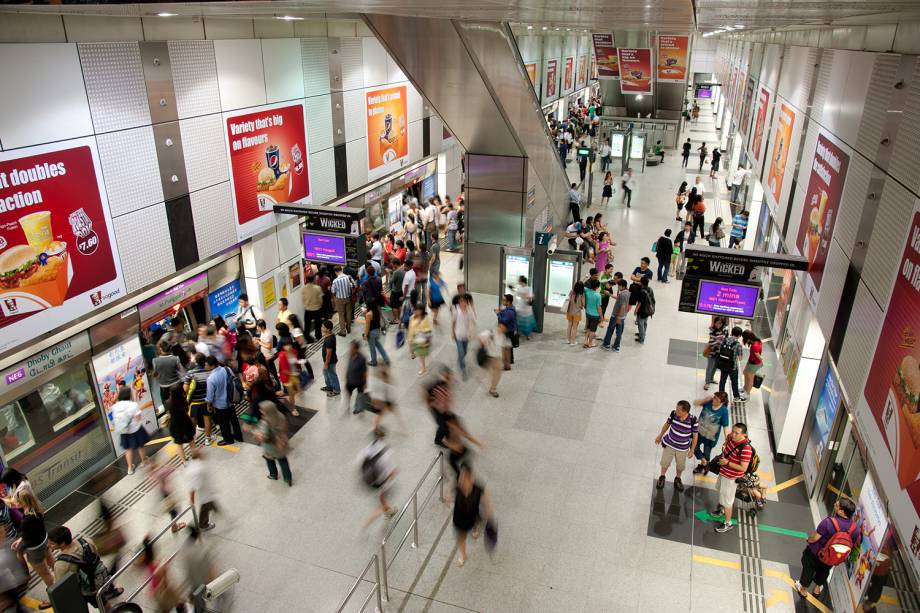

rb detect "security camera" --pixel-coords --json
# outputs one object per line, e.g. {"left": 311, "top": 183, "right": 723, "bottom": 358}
{"left": 547, "top": 235, "right": 558, "bottom": 255}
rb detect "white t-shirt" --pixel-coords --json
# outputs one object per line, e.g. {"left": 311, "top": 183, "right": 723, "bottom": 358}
{"left": 259, "top": 330, "right": 275, "bottom": 359}
{"left": 402, "top": 269, "right": 417, "bottom": 295}
{"left": 186, "top": 458, "right": 216, "bottom": 502}
{"left": 731, "top": 168, "right": 748, "bottom": 186}
{"left": 370, "top": 241, "right": 383, "bottom": 262}
{"left": 695, "top": 181, "right": 706, "bottom": 196}
{"left": 514, "top": 285, "right": 534, "bottom": 317}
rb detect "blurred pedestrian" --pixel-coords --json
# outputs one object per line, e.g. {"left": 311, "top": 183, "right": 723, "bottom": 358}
{"left": 112, "top": 386, "right": 149, "bottom": 474}
{"left": 150, "top": 457, "right": 186, "bottom": 533}
{"left": 186, "top": 448, "right": 218, "bottom": 531}
{"left": 138, "top": 537, "right": 186, "bottom": 613}
{"left": 451, "top": 294, "right": 477, "bottom": 379}
{"left": 12, "top": 491, "right": 53, "bottom": 608}
{"left": 359, "top": 431, "right": 397, "bottom": 528}
{"left": 363, "top": 300, "right": 390, "bottom": 367}
{"left": 277, "top": 340, "right": 303, "bottom": 417}
{"left": 345, "top": 340, "right": 369, "bottom": 414}
{"left": 407, "top": 304, "right": 432, "bottom": 376}
{"left": 453, "top": 464, "right": 493, "bottom": 567}
{"left": 167, "top": 386, "right": 197, "bottom": 465}
{"left": 513, "top": 277, "right": 535, "bottom": 340}
{"left": 255, "top": 401, "right": 292, "bottom": 486}
{"left": 321, "top": 320, "right": 341, "bottom": 397}
{"left": 477, "top": 328, "right": 504, "bottom": 397}
{"left": 495, "top": 294, "right": 516, "bottom": 369}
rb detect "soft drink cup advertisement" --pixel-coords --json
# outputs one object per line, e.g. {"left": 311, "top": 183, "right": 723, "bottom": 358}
{"left": 767, "top": 103, "right": 796, "bottom": 207}
{"left": 617, "top": 48, "right": 653, "bottom": 94}
{"left": 525, "top": 63, "right": 537, "bottom": 89}
{"left": 366, "top": 86, "right": 409, "bottom": 181}
{"left": 656, "top": 35, "right": 689, "bottom": 82}
{"left": 576, "top": 55, "right": 588, "bottom": 88}
{"left": 794, "top": 131, "right": 850, "bottom": 297}
{"left": 0, "top": 140, "right": 125, "bottom": 353}
{"left": 225, "top": 102, "right": 312, "bottom": 240}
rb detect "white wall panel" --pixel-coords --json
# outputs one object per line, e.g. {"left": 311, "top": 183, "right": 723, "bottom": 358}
{"left": 409, "top": 120, "right": 423, "bottom": 163}
{"left": 301, "top": 38, "right": 330, "bottom": 96}
{"left": 214, "top": 39, "right": 266, "bottom": 111}
{"left": 0, "top": 14, "right": 66, "bottom": 44}
{"left": 429, "top": 115, "right": 444, "bottom": 154}
{"left": 308, "top": 148, "right": 336, "bottom": 206}
{"left": 276, "top": 219, "right": 302, "bottom": 264}
{"left": 777, "top": 46, "right": 817, "bottom": 113}
{"left": 63, "top": 16, "right": 144, "bottom": 42}
{"left": 328, "top": 21, "right": 357, "bottom": 38}
{"left": 113, "top": 203, "right": 175, "bottom": 292}
{"left": 407, "top": 82, "right": 423, "bottom": 123}
{"left": 386, "top": 54, "right": 405, "bottom": 84}
{"left": 810, "top": 49, "right": 835, "bottom": 128}
{"left": 295, "top": 22, "right": 328, "bottom": 38}
{"left": 342, "top": 89, "right": 366, "bottom": 142}
{"left": 190, "top": 182, "right": 237, "bottom": 259}
{"left": 0, "top": 44, "right": 93, "bottom": 150}
{"left": 855, "top": 54, "right": 899, "bottom": 162}
{"left": 862, "top": 179, "right": 915, "bottom": 306}
{"left": 78, "top": 42, "right": 151, "bottom": 134}
{"left": 760, "top": 44, "right": 783, "bottom": 92}
{"left": 203, "top": 18, "right": 254, "bottom": 39}
{"left": 179, "top": 114, "right": 229, "bottom": 192}
{"left": 838, "top": 53, "right": 874, "bottom": 149}
{"left": 340, "top": 37, "right": 364, "bottom": 91}
{"left": 96, "top": 126, "right": 164, "bottom": 217}
{"left": 362, "top": 37, "right": 387, "bottom": 87}
{"left": 834, "top": 153, "right": 872, "bottom": 259}
{"left": 889, "top": 57, "right": 920, "bottom": 196}
{"left": 169, "top": 40, "right": 222, "bottom": 119}
{"left": 346, "top": 139, "right": 368, "bottom": 191}
{"left": 304, "top": 94, "right": 333, "bottom": 153}
{"left": 815, "top": 240, "right": 849, "bottom": 339}
{"left": 140, "top": 17, "right": 204, "bottom": 41}
{"left": 263, "top": 38, "right": 305, "bottom": 103}
{"left": 254, "top": 19, "right": 295, "bottom": 39}
{"left": 837, "top": 281, "right": 884, "bottom": 403}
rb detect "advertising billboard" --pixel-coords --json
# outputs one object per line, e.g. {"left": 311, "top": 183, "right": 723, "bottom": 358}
{"left": 366, "top": 85, "right": 409, "bottom": 181}
{"left": 225, "top": 102, "right": 311, "bottom": 241}
{"left": 803, "top": 366, "right": 842, "bottom": 491}
{"left": 695, "top": 280, "right": 760, "bottom": 319}
{"left": 752, "top": 87, "right": 770, "bottom": 163}
{"left": 0, "top": 139, "right": 125, "bottom": 354}
{"left": 303, "top": 233, "right": 347, "bottom": 265}
{"left": 545, "top": 60, "right": 558, "bottom": 99}
{"left": 591, "top": 34, "right": 619, "bottom": 79}
{"left": 563, "top": 56, "right": 574, "bottom": 92}
{"left": 656, "top": 35, "right": 689, "bottom": 82}
{"left": 207, "top": 279, "right": 242, "bottom": 327}
{"left": 766, "top": 103, "right": 796, "bottom": 207}
{"left": 525, "top": 62, "right": 538, "bottom": 90}
{"left": 576, "top": 55, "right": 588, "bottom": 88}
{"left": 618, "top": 48, "right": 653, "bottom": 94}
{"left": 547, "top": 259, "right": 575, "bottom": 308}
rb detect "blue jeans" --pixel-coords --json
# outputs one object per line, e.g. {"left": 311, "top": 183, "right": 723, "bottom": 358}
{"left": 637, "top": 316, "right": 648, "bottom": 342}
{"left": 603, "top": 319, "right": 625, "bottom": 348}
{"left": 447, "top": 229, "right": 457, "bottom": 250}
{"left": 694, "top": 437, "right": 717, "bottom": 462}
{"left": 367, "top": 329, "right": 389, "bottom": 365}
{"left": 323, "top": 366, "right": 340, "bottom": 393}
{"left": 657, "top": 258, "right": 670, "bottom": 281}
{"left": 456, "top": 339, "right": 468, "bottom": 376}
{"left": 265, "top": 456, "right": 292, "bottom": 482}
{"left": 719, "top": 367, "right": 740, "bottom": 397}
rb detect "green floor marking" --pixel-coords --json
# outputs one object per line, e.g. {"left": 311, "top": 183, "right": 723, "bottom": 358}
{"left": 694, "top": 510, "right": 737, "bottom": 525}
{"left": 757, "top": 523, "right": 808, "bottom": 539}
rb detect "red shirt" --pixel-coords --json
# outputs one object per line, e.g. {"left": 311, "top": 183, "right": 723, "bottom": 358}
{"left": 720, "top": 437, "right": 753, "bottom": 480}
{"left": 748, "top": 341, "right": 763, "bottom": 365}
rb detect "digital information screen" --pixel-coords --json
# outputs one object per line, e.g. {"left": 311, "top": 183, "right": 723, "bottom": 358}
{"left": 630, "top": 135, "right": 645, "bottom": 158}
{"left": 695, "top": 280, "right": 759, "bottom": 318}
{"left": 303, "top": 233, "right": 346, "bottom": 264}
{"left": 610, "top": 133, "right": 624, "bottom": 157}
{"left": 504, "top": 255, "right": 531, "bottom": 293}
{"left": 547, "top": 260, "right": 575, "bottom": 308}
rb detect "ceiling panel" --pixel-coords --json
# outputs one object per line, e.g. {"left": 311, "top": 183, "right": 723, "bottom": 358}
{"left": 696, "top": 0, "right": 920, "bottom": 32}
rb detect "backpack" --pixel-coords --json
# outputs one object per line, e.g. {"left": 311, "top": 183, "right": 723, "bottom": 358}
{"left": 638, "top": 289, "right": 655, "bottom": 318}
{"left": 57, "top": 537, "right": 110, "bottom": 596}
{"left": 361, "top": 446, "right": 386, "bottom": 487}
{"left": 716, "top": 338, "right": 737, "bottom": 371}
{"left": 223, "top": 367, "right": 243, "bottom": 405}
{"left": 694, "top": 200, "right": 706, "bottom": 215}
{"left": 744, "top": 445, "right": 760, "bottom": 474}
{"left": 817, "top": 518, "right": 858, "bottom": 566}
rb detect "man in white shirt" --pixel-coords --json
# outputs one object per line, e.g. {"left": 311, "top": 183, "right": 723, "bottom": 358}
{"left": 401, "top": 260, "right": 417, "bottom": 301}
{"left": 235, "top": 294, "right": 261, "bottom": 333}
{"left": 730, "top": 165, "right": 749, "bottom": 203}
{"left": 694, "top": 176, "right": 706, "bottom": 198}
{"left": 369, "top": 233, "right": 383, "bottom": 266}
{"left": 599, "top": 141, "right": 612, "bottom": 171}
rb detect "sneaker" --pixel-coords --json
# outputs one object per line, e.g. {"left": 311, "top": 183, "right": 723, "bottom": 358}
{"left": 217, "top": 440, "right": 233, "bottom": 446}
{"left": 127, "top": 466, "right": 135, "bottom": 476}
{"left": 693, "top": 464, "right": 707, "bottom": 475}
{"left": 601, "top": 345, "right": 612, "bottom": 351}
{"left": 711, "top": 505, "right": 725, "bottom": 517}
{"left": 204, "top": 438, "right": 213, "bottom": 446}
{"left": 613, "top": 347, "right": 621, "bottom": 352}
{"left": 714, "top": 521, "right": 734, "bottom": 533}
{"left": 368, "top": 362, "right": 378, "bottom": 367}
{"left": 674, "top": 477, "right": 684, "bottom": 492}
{"left": 384, "top": 508, "right": 397, "bottom": 519}
{"left": 320, "top": 386, "right": 331, "bottom": 392}
{"left": 793, "top": 581, "right": 805, "bottom": 596}
{"left": 739, "top": 392, "right": 749, "bottom": 401}
{"left": 326, "top": 391, "right": 339, "bottom": 397}
{"left": 201, "top": 522, "right": 216, "bottom": 531}
{"left": 656, "top": 475, "right": 665, "bottom": 489}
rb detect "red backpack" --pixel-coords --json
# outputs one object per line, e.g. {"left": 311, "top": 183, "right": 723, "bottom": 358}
{"left": 817, "top": 518, "right": 857, "bottom": 566}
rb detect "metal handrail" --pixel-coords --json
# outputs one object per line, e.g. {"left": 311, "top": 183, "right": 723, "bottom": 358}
{"left": 96, "top": 504, "right": 199, "bottom": 610}
{"left": 378, "top": 451, "right": 445, "bottom": 601}
{"left": 335, "top": 553, "right": 383, "bottom": 613}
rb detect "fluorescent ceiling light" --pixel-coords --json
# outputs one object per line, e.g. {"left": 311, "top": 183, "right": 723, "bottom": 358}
{"left": 276, "top": 15, "right": 303, "bottom": 21}
{"left": 555, "top": 27, "right": 560, "bottom": 30}
{"left": 734, "top": 24, "right": 745, "bottom": 28}
{"left": 156, "top": 12, "right": 177, "bottom": 17}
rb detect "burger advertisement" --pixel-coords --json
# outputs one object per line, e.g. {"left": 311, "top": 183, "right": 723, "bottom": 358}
{"left": 591, "top": 33, "right": 619, "bottom": 79}
{"left": 617, "top": 48, "right": 653, "bottom": 94}
{"left": 861, "top": 199, "right": 920, "bottom": 522}
{"left": 225, "top": 102, "right": 312, "bottom": 241}
{"left": 563, "top": 57, "right": 574, "bottom": 92}
{"left": 656, "top": 35, "right": 688, "bottom": 82}
{"left": 545, "top": 60, "right": 558, "bottom": 98}
{"left": 0, "top": 140, "right": 124, "bottom": 354}
{"left": 794, "top": 132, "right": 850, "bottom": 301}
{"left": 366, "top": 86, "right": 409, "bottom": 181}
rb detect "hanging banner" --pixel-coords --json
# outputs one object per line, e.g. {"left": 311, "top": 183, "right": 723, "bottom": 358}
{"left": 591, "top": 34, "right": 619, "bottom": 79}
{"left": 740, "top": 77, "right": 756, "bottom": 136}
{"left": 524, "top": 62, "right": 537, "bottom": 89}
{"left": 656, "top": 35, "right": 689, "bottom": 82}
{"left": 563, "top": 56, "right": 574, "bottom": 92}
{"left": 545, "top": 59, "right": 558, "bottom": 99}
{"left": 766, "top": 103, "right": 796, "bottom": 206}
{"left": 0, "top": 139, "right": 126, "bottom": 354}
{"left": 590, "top": 57, "right": 597, "bottom": 80}
{"left": 618, "top": 48, "right": 653, "bottom": 94}
{"left": 795, "top": 131, "right": 850, "bottom": 305}
{"left": 225, "top": 102, "right": 311, "bottom": 241}
{"left": 752, "top": 87, "right": 771, "bottom": 162}
{"left": 576, "top": 55, "right": 588, "bottom": 89}
{"left": 91, "top": 336, "right": 157, "bottom": 456}
{"left": 366, "top": 85, "right": 409, "bottom": 182}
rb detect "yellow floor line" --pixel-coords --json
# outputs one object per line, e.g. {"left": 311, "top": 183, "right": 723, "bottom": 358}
{"left": 766, "top": 589, "right": 790, "bottom": 607}
{"left": 694, "top": 474, "right": 717, "bottom": 484}
{"left": 694, "top": 556, "right": 832, "bottom": 612}
{"left": 20, "top": 596, "right": 51, "bottom": 611}
{"left": 692, "top": 554, "right": 740, "bottom": 570}
{"left": 145, "top": 436, "right": 173, "bottom": 446}
{"left": 764, "top": 569, "right": 831, "bottom": 613}
{"left": 766, "top": 474, "right": 804, "bottom": 494}
{"left": 757, "top": 470, "right": 774, "bottom": 482}
{"left": 213, "top": 443, "right": 240, "bottom": 452}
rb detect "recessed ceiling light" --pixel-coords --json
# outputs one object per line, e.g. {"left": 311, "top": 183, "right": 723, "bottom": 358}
{"left": 156, "top": 12, "right": 177, "bottom": 17}
{"left": 527, "top": 25, "right": 533, "bottom": 30}
{"left": 555, "top": 27, "right": 560, "bottom": 31}
{"left": 542, "top": 26, "right": 548, "bottom": 30}
{"left": 276, "top": 15, "right": 303, "bottom": 21}
{"left": 734, "top": 24, "right": 745, "bottom": 28}
{"left": 566, "top": 28, "right": 571, "bottom": 31}
{"left": 636, "top": 94, "right": 644, "bottom": 100}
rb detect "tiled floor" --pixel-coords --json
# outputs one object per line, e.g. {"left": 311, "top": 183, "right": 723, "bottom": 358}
{"left": 29, "top": 104, "right": 823, "bottom": 612}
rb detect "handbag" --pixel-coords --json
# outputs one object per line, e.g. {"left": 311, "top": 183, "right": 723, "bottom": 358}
{"left": 355, "top": 391, "right": 374, "bottom": 414}
{"left": 561, "top": 298, "right": 570, "bottom": 313}
{"left": 510, "top": 331, "right": 520, "bottom": 348}
{"left": 395, "top": 328, "right": 406, "bottom": 348}
{"left": 298, "top": 368, "right": 314, "bottom": 388}
{"left": 753, "top": 374, "right": 764, "bottom": 389}
{"left": 476, "top": 344, "right": 489, "bottom": 367}
{"left": 651, "top": 241, "right": 657, "bottom": 253}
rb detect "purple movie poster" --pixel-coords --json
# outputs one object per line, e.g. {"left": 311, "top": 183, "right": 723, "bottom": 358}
{"left": 696, "top": 281, "right": 760, "bottom": 318}
{"left": 303, "top": 233, "right": 346, "bottom": 264}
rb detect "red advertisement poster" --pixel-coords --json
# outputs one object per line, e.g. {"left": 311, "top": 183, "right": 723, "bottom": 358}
{"left": 862, "top": 199, "right": 920, "bottom": 507}
{"left": 0, "top": 139, "right": 125, "bottom": 353}
{"left": 590, "top": 57, "right": 596, "bottom": 80}
{"left": 752, "top": 87, "right": 770, "bottom": 162}
{"left": 563, "top": 57, "right": 574, "bottom": 91}
{"left": 225, "top": 102, "right": 311, "bottom": 239}
{"left": 740, "top": 77, "right": 756, "bottom": 136}
{"left": 545, "top": 59, "right": 558, "bottom": 98}
{"left": 524, "top": 62, "right": 537, "bottom": 89}
{"left": 591, "top": 34, "right": 619, "bottom": 79}
{"left": 576, "top": 55, "right": 587, "bottom": 88}
{"left": 795, "top": 132, "right": 850, "bottom": 294}
{"left": 618, "top": 48, "right": 653, "bottom": 94}
{"left": 767, "top": 103, "right": 796, "bottom": 206}
{"left": 657, "top": 35, "right": 689, "bottom": 82}
{"left": 366, "top": 85, "right": 410, "bottom": 181}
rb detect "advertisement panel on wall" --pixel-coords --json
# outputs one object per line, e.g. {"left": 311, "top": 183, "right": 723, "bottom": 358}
{"left": 591, "top": 34, "right": 619, "bottom": 79}
{"left": 563, "top": 57, "right": 574, "bottom": 92}
{"left": 91, "top": 336, "right": 157, "bottom": 456}
{"left": 525, "top": 62, "right": 538, "bottom": 90}
{"left": 0, "top": 139, "right": 126, "bottom": 354}
{"left": 752, "top": 87, "right": 771, "bottom": 163}
{"left": 740, "top": 77, "right": 756, "bottom": 137}
{"left": 225, "top": 102, "right": 312, "bottom": 241}
{"left": 803, "top": 365, "right": 842, "bottom": 491}
{"left": 766, "top": 103, "right": 796, "bottom": 208}
{"left": 366, "top": 86, "right": 410, "bottom": 182}
{"left": 207, "top": 279, "right": 242, "bottom": 327}
{"left": 576, "top": 55, "right": 588, "bottom": 88}
{"left": 303, "top": 233, "right": 347, "bottom": 265}
{"left": 656, "top": 35, "right": 689, "bottom": 82}
{"left": 618, "top": 48, "right": 653, "bottom": 94}
{"left": 545, "top": 60, "right": 558, "bottom": 99}
{"left": 794, "top": 131, "right": 851, "bottom": 306}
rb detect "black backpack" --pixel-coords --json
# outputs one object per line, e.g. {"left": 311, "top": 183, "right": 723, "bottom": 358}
{"left": 361, "top": 446, "right": 386, "bottom": 487}
{"left": 716, "top": 337, "right": 737, "bottom": 371}
{"left": 57, "top": 537, "right": 110, "bottom": 596}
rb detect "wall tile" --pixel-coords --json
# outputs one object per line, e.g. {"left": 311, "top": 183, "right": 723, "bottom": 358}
{"left": 141, "top": 17, "right": 204, "bottom": 41}
{"left": 407, "top": 82, "right": 423, "bottom": 123}
{"left": 409, "top": 120, "right": 423, "bottom": 163}
{"left": 0, "top": 14, "right": 66, "bottom": 44}
{"left": 180, "top": 114, "right": 229, "bottom": 192}
{"left": 0, "top": 44, "right": 93, "bottom": 150}
{"left": 342, "top": 88, "right": 366, "bottom": 142}
{"left": 214, "top": 39, "right": 266, "bottom": 111}
{"left": 309, "top": 148, "right": 337, "bottom": 206}
{"left": 362, "top": 37, "right": 387, "bottom": 87}
{"left": 855, "top": 54, "right": 899, "bottom": 162}
{"left": 340, "top": 37, "right": 364, "bottom": 91}
{"left": 63, "top": 16, "right": 144, "bottom": 42}
{"left": 203, "top": 18, "right": 254, "bottom": 40}
{"left": 862, "top": 179, "right": 915, "bottom": 307}
{"left": 889, "top": 58, "right": 920, "bottom": 195}
{"left": 304, "top": 94, "right": 334, "bottom": 153}
{"left": 169, "top": 40, "right": 222, "bottom": 119}
{"left": 386, "top": 54, "right": 406, "bottom": 83}
{"left": 190, "top": 182, "right": 238, "bottom": 259}
{"left": 255, "top": 19, "right": 295, "bottom": 39}
{"left": 96, "top": 126, "right": 164, "bottom": 217}
{"left": 263, "top": 38, "right": 305, "bottom": 103}
{"left": 346, "top": 138, "right": 368, "bottom": 191}
{"left": 113, "top": 203, "right": 175, "bottom": 292}
{"left": 78, "top": 42, "right": 151, "bottom": 134}
{"left": 301, "top": 37, "right": 330, "bottom": 97}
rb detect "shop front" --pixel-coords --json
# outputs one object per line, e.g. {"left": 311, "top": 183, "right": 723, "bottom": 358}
{"left": 0, "top": 333, "right": 114, "bottom": 507}
{"left": 342, "top": 158, "right": 438, "bottom": 239}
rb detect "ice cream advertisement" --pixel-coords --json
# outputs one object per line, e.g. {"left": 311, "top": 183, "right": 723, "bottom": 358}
{"left": 656, "top": 35, "right": 688, "bottom": 82}
{"left": 752, "top": 87, "right": 770, "bottom": 163}
{"left": 366, "top": 85, "right": 409, "bottom": 181}
{"left": 795, "top": 131, "right": 850, "bottom": 298}
{"left": 0, "top": 139, "right": 125, "bottom": 353}
{"left": 545, "top": 59, "right": 558, "bottom": 98}
{"left": 618, "top": 48, "right": 653, "bottom": 94}
{"left": 225, "top": 102, "right": 312, "bottom": 240}
{"left": 766, "top": 103, "right": 796, "bottom": 207}
{"left": 591, "top": 34, "right": 619, "bottom": 79}
{"left": 563, "top": 57, "right": 574, "bottom": 92}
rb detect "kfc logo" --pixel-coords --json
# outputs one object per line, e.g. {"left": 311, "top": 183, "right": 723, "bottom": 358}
{"left": 3, "top": 298, "right": 18, "bottom": 314}
{"left": 90, "top": 291, "right": 102, "bottom": 306}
